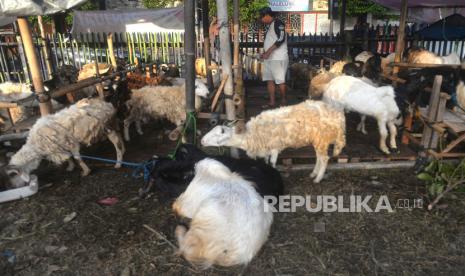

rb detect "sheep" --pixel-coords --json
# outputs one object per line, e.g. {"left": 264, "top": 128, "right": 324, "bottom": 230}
{"left": 329, "top": 61, "right": 347, "bottom": 74}
{"left": 123, "top": 79, "right": 210, "bottom": 141}
{"left": 201, "top": 100, "right": 346, "bottom": 183}
{"left": 0, "top": 164, "right": 33, "bottom": 191}
{"left": 0, "top": 82, "right": 63, "bottom": 128}
{"left": 195, "top": 58, "right": 221, "bottom": 87}
{"left": 309, "top": 69, "right": 336, "bottom": 99}
{"left": 288, "top": 62, "right": 312, "bottom": 88}
{"left": 342, "top": 61, "right": 363, "bottom": 77}
{"left": 140, "top": 143, "right": 284, "bottom": 199}
{"left": 4, "top": 97, "right": 125, "bottom": 178}
{"left": 355, "top": 51, "right": 374, "bottom": 63}
{"left": 323, "top": 75, "right": 400, "bottom": 154}
{"left": 381, "top": 52, "right": 396, "bottom": 76}
{"left": 407, "top": 48, "right": 461, "bottom": 65}
{"left": 172, "top": 158, "right": 273, "bottom": 269}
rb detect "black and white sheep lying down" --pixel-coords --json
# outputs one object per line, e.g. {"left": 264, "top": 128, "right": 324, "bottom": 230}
{"left": 142, "top": 144, "right": 282, "bottom": 268}
{"left": 172, "top": 157, "right": 274, "bottom": 268}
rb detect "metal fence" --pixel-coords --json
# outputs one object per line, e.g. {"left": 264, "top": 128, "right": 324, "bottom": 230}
{"left": 0, "top": 31, "right": 188, "bottom": 83}
{"left": 1, "top": 23, "right": 465, "bottom": 84}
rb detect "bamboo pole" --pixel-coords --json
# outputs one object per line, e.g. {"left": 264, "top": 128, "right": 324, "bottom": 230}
{"left": 184, "top": 0, "right": 197, "bottom": 144}
{"left": 37, "top": 16, "right": 53, "bottom": 79}
{"left": 233, "top": 0, "right": 245, "bottom": 131}
{"left": 17, "top": 17, "right": 52, "bottom": 116}
{"left": 201, "top": 0, "right": 214, "bottom": 90}
{"left": 216, "top": 0, "right": 238, "bottom": 157}
{"left": 107, "top": 33, "right": 117, "bottom": 68}
{"left": 393, "top": 0, "right": 408, "bottom": 75}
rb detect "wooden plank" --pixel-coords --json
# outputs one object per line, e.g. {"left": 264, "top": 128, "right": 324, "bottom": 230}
{"left": 390, "top": 62, "right": 463, "bottom": 69}
{"left": 421, "top": 75, "right": 443, "bottom": 149}
{"left": 443, "top": 134, "right": 465, "bottom": 153}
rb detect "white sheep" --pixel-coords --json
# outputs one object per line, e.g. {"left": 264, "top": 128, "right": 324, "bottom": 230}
{"left": 6, "top": 98, "right": 124, "bottom": 177}
{"left": 323, "top": 75, "right": 400, "bottom": 154}
{"left": 408, "top": 49, "right": 461, "bottom": 65}
{"left": 201, "top": 100, "right": 346, "bottom": 183}
{"left": 0, "top": 82, "right": 63, "bottom": 127}
{"left": 123, "top": 79, "right": 209, "bottom": 141}
{"left": 172, "top": 158, "right": 273, "bottom": 269}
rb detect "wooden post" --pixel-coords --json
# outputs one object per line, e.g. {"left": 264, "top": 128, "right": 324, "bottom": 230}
{"left": 421, "top": 75, "right": 443, "bottom": 149}
{"left": 233, "top": 0, "right": 245, "bottom": 130}
{"left": 339, "top": 0, "right": 347, "bottom": 36}
{"left": 38, "top": 16, "right": 53, "bottom": 79}
{"left": 106, "top": 33, "right": 117, "bottom": 68}
{"left": 201, "top": 0, "right": 214, "bottom": 90}
{"left": 185, "top": 0, "right": 197, "bottom": 144}
{"left": 217, "top": 0, "right": 238, "bottom": 157}
{"left": 393, "top": 0, "right": 408, "bottom": 75}
{"left": 17, "top": 17, "right": 52, "bottom": 116}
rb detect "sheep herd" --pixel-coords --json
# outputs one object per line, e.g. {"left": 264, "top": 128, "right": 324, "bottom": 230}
{"left": 1, "top": 47, "right": 465, "bottom": 269}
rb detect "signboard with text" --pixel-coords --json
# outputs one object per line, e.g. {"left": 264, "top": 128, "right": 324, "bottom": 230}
{"left": 269, "top": 0, "right": 311, "bottom": 12}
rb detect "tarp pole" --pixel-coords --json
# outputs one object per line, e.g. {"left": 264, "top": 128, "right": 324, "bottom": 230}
{"left": 393, "top": 0, "right": 408, "bottom": 75}
{"left": 201, "top": 0, "right": 214, "bottom": 91}
{"left": 185, "top": 0, "right": 197, "bottom": 144}
{"left": 17, "top": 17, "right": 52, "bottom": 116}
{"left": 217, "top": 0, "right": 238, "bottom": 157}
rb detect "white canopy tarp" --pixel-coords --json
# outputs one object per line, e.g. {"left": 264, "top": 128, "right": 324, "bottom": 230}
{"left": 0, "top": 0, "right": 85, "bottom": 16}
{"left": 71, "top": 8, "right": 185, "bottom": 35}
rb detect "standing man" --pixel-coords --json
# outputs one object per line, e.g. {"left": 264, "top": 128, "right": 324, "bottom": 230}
{"left": 259, "top": 7, "right": 288, "bottom": 108}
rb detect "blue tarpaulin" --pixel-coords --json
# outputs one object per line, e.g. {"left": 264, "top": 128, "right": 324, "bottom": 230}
{"left": 417, "top": 14, "right": 465, "bottom": 40}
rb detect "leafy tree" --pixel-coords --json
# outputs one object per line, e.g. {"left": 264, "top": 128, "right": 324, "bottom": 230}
{"left": 142, "top": 0, "right": 181, "bottom": 9}
{"left": 148, "top": 0, "right": 269, "bottom": 24}
{"left": 346, "top": 0, "right": 390, "bottom": 18}
{"left": 208, "top": 0, "right": 269, "bottom": 24}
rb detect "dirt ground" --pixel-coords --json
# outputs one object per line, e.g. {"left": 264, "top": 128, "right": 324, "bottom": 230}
{"left": 1, "top": 84, "right": 465, "bottom": 275}
{"left": 1, "top": 126, "right": 465, "bottom": 276}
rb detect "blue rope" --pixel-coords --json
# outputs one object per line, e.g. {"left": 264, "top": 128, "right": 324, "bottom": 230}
{"left": 75, "top": 154, "right": 157, "bottom": 183}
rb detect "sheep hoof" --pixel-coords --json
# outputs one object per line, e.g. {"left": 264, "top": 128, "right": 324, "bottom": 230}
{"left": 362, "top": 130, "right": 368, "bottom": 135}
{"left": 310, "top": 172, "right": 317, "bottom": 178}
{"left": 379, "top": 148, "right": 390, "bottom": 155}
{"left": 114, "top": 163, "right": 122, "bottom": 169}
{"left": 313, "top": 177, "right": 323, "bottom": 183}
{"left": 391, "top": 148, "right": 400, "bottom": 154}
{"left": 137, "top": 130, "right": 144, "bottom": 135}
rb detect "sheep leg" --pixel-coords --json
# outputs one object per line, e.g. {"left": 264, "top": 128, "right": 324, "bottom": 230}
{"left": 106, "top": 130, "right": 125, "bottom": 169}
{"left": 388, "top": 121, "right": 399, "bottom": 153}
{"left": 66, "top": 158, "right": 75, "bottom": 172}
{"left": 270, "top": 150, "right": 279, "bottom": 168}
{"left": 123, "top": 117, "right": 132, "bottom": 141}
{"left": 72, "top": 152, "right": 91, "bottom": 176}
{"left": 377, "top": 119, "right": 390, "bottom": 154}
{"left": 135, "top": 120, "right": 144, "bottom": 136}
{"left": 175, "top": 224, "right": 187, "bottom": 253}
{"left": 314, "top": 153, "right": 329, "bottom": 183}
{"left": 357, "top": 115, "right": 367, "bottom": 135}
{"left": 310, "top": 156, "right": 321, "bottom": 178}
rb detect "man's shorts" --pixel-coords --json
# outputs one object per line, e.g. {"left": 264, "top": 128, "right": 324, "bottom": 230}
{"left": 262, "top": 59, "right": 289, "bottom": 85}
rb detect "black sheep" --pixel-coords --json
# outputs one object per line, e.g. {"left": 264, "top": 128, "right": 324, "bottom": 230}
{"left": 140, "top": 144, "right": 284, "bottom": 200}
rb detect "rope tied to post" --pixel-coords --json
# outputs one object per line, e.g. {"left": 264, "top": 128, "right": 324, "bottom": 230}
{"left": 75, "top": 154, "right": 157, "bottom": 183}
{"left": 167, "top": 111, "right": 197, "bottom": 159}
